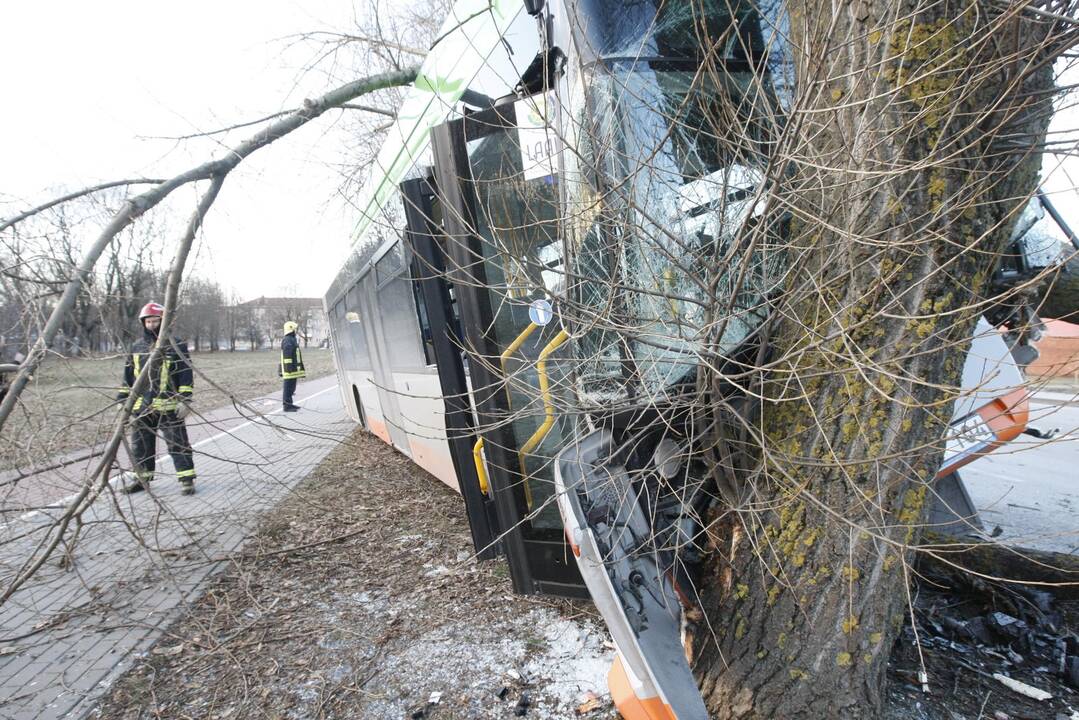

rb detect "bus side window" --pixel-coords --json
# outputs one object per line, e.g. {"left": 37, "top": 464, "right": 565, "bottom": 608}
{"left": 410, "top": 278, "right": 437, "bottom": 366}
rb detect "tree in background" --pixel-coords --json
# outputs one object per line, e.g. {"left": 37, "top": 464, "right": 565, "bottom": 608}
{"left": 0, "top": 197, "right": 234, "bottom": 357}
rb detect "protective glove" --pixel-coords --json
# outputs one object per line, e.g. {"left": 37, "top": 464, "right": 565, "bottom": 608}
{"left": 175, "top": 400, "right": 192, "bottom": 421}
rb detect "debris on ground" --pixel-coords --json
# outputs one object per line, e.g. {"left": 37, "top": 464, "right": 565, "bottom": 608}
{"left": 887, "top": 559, "right": 1079, "bottom": 719}
{"left": 89, "top": 429, "right": 1077, "bottom": 719}
{"left": 993, "top": 674, "right": 1053, "bottom": 702}
{"left": 91, "top": 430, "right": 617, "bottom": 720}
{"left": 577, "top": 691, "right": 605, "bottom": 714}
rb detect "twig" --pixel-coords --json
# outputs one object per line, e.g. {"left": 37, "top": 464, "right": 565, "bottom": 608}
{"left": 0, "top": 178, "right": 166, "bottom": 233}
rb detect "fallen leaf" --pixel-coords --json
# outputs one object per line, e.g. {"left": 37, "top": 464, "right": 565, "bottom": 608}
{"left": 152, "top": 643, "right": 184, "bottom": 657}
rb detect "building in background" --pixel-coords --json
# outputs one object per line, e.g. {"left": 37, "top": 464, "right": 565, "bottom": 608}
{"left": 1028, "top": 319, "right": 1079, "bottom": 379}
{"left": 234, "top": 297, "right": 329, "bottom": 348}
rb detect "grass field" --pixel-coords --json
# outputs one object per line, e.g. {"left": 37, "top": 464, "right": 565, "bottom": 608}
{"left": 1, "top": 348, "right": 337, "bottom": 470}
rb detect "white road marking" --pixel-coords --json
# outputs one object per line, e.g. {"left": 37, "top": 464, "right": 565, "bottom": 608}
{"left": 16, "top": 384, "right": 340, "bottom": 522}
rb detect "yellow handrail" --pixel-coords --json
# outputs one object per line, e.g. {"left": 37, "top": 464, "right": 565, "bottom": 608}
{"left": 518, "top": 329, "right": 569, "bottom": 509}
{"left": 499, "top": 322, "right": 538, "bottom": 377}
{"left": 472, "top": 437, "right": 489, "bottom": 495}
{"left": 479, "top": 321, "right": 539, "bottom": 499}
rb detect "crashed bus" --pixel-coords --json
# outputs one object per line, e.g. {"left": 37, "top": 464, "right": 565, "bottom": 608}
{"left": 323, "top": 1, "right": 1068, "bottom": 717}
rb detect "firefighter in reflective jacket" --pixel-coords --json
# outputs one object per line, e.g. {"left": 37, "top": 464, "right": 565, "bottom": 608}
{"left": 116, "top": 302, "right": 197, "bottom": 495}
{"left": 280, "top": 321, "right": 305, "bottom": 412}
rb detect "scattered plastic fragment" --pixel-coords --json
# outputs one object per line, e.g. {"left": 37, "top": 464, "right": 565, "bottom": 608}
{"left": 987, "top": 612, "right": 1025, "bottom": 639}
{"left": 576, "top": 691, "right": 604, "bottom": 714}
{"left": 152, "top": 643, "right": 184, "bottom": 657}
{"left": 992, "top": 673, "right": 1052, "bottom": 701}
{"left": 514, "top": 691, "right": 531, "bottom": 716}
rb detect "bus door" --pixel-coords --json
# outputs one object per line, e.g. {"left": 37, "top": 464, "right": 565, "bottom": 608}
{"left": 429, "top": 99, "right": 587, "bottom": 597}
{"left": 400, "top": 175, "right": 501, "bottom": 560}
{"left": 357, "top": 267, "right": 412, "bottom": 454}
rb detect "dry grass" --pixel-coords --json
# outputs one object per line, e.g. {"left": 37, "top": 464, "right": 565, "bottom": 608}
{"left": 90, "top": 430, "right": 614, "bottom": 720}
{"left": 87, "top": 433, "right": 1079, "bottom": 720}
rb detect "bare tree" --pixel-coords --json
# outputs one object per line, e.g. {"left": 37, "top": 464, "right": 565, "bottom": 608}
{"left": 676, "top": 2, "right": 1068, "bottom": 715}
{"left": 0, "top": 65, "right": 417, "bottom": 433}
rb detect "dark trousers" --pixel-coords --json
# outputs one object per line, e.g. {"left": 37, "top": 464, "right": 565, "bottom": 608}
{"left": 131, "top": 410, "right": 195, "bottom": 482}
{"left": 283, "top": 378, "right": 297, "bottom": 407}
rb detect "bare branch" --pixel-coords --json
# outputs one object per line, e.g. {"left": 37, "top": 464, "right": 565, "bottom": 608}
{"left": 143, "top": 100, "right": 397, "bottom": 142}
{"left": 139, "top": 111, "right": 295, "bottom": 141}
{"left": 285, "top": 30, "right": 426, "bottom": 57}
{"left": 0, "top": 65, "right": 419, "bottom": 435}
{"left": 0, "top": 179, "right": 166, "bottom": 233}
{"left": 339, "top": 102, "right": 396, "bottom": 117}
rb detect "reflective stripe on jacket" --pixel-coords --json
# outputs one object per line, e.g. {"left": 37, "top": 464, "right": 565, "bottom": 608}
{"left": 280, "top": 332, "right": 306, "bottom": 380}
{"left": 118, "top": 333, "right": 193, "bottom": 412}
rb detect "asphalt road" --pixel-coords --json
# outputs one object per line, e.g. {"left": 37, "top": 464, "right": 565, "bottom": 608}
{"left": 961, "top": 395, "right": 1079, "bottom": 554}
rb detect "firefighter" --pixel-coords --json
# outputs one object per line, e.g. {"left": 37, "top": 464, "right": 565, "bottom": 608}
{"left": 116, "top": 302, "right": 197, "bottom": 495}
{"left": 279, "top": 320, "right": 305, "bottom": 412}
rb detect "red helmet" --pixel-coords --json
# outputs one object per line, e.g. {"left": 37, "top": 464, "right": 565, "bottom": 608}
{"left": 139, "top": 302, "right": 164, "bottom": 320}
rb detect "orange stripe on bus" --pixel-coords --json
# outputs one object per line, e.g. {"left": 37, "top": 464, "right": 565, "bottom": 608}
{"left": 608, "top": 656, "right": 677, "bottom": 720}
{"left": 365, "top": 417, "right": 390, "bottom": 443}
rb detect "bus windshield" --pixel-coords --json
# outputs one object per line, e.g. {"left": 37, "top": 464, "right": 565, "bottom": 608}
{"left": 564, "top": 0, "right": 789, "bottom": 400}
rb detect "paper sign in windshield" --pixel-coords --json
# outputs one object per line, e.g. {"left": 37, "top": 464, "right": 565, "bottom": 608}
{"left": 517, "top": 96, "right": 558, "bottom": 181}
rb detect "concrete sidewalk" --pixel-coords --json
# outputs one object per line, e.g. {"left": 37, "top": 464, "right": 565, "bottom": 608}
{"left": 0, "top": 376, "right": 352, "bottom": 719}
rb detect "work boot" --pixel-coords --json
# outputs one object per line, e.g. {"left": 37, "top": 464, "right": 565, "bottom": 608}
{"left": 120, "top": 472, "right": 146, "bottom": 494}
{"left": 180, "top": 479, "right": 195, "bottom": 496}
{"left": 283, "top": 404, "right": 300, "bottom": 412}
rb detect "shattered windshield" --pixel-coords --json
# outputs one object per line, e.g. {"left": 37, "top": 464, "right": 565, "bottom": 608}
{"left": 564, "top": 0, "right": 789, "bottom": 400}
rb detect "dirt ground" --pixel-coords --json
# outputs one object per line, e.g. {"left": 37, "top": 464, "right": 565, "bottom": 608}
{"left": 92, "top": 430, "right": 616, "bottom": 720}
{"left": 91, "top": 429, "right": 1078, "bottom": 720}
{"left": 1, "top": 349, "right": 335, "bottom": 470}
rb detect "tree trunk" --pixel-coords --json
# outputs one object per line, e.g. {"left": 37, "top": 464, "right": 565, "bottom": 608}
{"left": 693, "top": 2, "right": 1060, "bottom": 717}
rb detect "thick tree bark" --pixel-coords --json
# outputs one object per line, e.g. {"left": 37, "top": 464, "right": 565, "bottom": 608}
{"left": 693, "top": 2, "right": 1064, "bottom": 717}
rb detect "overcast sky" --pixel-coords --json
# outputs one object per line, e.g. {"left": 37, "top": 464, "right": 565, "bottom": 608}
{"left": 0, "top": 1, "right": 367, "bottom": 302}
